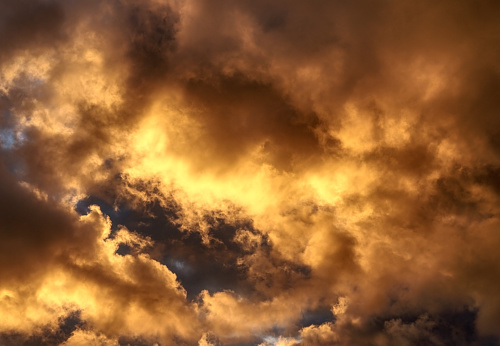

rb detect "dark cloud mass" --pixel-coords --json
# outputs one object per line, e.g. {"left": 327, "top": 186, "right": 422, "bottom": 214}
{"left": 1, "top": 0, "right": 500, "bottom": 345}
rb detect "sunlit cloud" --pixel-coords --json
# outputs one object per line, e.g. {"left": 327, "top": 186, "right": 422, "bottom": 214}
{"left": 1, "top": 0, "right": 500, "bottom": 344}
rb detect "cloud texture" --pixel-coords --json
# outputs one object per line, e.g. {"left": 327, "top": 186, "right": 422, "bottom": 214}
{"left": 1, "top": 0, "right": 500, "bottom": 344}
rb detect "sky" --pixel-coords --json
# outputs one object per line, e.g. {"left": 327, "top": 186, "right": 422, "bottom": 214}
{"left": 1, "top": 0, "right": 500, "bottom": 345}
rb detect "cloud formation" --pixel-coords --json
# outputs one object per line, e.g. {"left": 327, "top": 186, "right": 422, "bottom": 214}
{"left": 1, "top": 0, "right": 500, "bottom": 344}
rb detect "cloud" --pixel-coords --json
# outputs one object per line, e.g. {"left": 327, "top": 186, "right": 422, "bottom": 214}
{"left": 0, "top": 159, "right": 200, "bottom": 343}
{"left": 1, "top": 0, "right": 500, "bottom": 344}
{"left": 61, "top": 329, "right": 119, "bottom": 346}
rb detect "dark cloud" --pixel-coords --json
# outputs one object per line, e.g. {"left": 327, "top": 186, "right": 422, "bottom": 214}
{"left": 0, "top": 0, "right": 66, "bottom": 62}
{"left": 181, "top": 75, "right": 323, "bottom": 171}
{"left": 0, "top": 155, "right": 79, "bottom": 282}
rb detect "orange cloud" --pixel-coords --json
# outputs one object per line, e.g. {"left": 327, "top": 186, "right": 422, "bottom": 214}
{"left": 1, "top": 0, "right": 500, "bottom": 344}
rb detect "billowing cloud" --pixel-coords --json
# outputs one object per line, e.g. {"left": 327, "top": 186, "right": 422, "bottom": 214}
{"left": 1, "top": 0, "right": 500, "bottom": 345}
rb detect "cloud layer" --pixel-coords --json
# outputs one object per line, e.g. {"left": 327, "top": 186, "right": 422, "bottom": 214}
{"left": 1, "top": 0, "right": 500, "bottom": 344}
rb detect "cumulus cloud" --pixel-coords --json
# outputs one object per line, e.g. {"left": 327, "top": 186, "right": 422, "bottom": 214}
{"left": 1, "top": 0, "right": 500, "bottom": 344}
